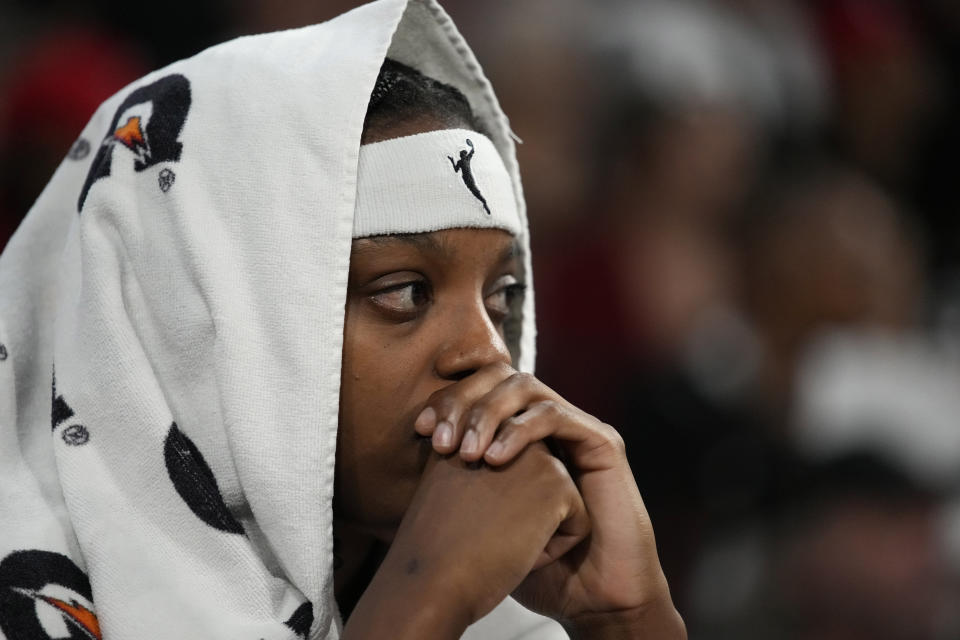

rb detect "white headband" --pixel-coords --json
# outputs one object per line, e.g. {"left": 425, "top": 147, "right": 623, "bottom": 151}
{"left": 353, "top": 129, "right": 521, "bottom": 238}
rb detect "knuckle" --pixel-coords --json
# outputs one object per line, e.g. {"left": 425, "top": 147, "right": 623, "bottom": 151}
{"left": 607, "top": 428, "right": 627, "bottom": 455}
{"left": 436, "top": 393, "right": 459, "bottom": 415}
{"left": 533, "top": 446, "right": 570, "bottom": 481}
{"left": 492, "top": 361, "right": 516, "bottom": 374}
{"left": 499, "top": 415, "right": 520, "bottom": 432}
{"left": 596, "top": 424, "right": 627, "bottom": 458}
{"left": 535, "top": 399, "right": 563, "bottom": 418}
{"left": 505, "top": 371, "right": 535, "bottom": 389}
{"left": 545, "top": 453, "right": 570, "bottom": 479}
{"left": 496, "top": 423, "right": 523, "bottom": 447}
{"left": 481, "top": 361, "right": 515, "bottom": 379}
{"left": 465, "top": 406, "right": 485, "bottom": 429}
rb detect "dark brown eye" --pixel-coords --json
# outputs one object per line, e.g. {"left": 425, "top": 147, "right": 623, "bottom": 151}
{"left": 485, "top": 277, "right": 525, "bottom": 323}
{"left": 370, "top": 281, "right": 431, "bottom": 316}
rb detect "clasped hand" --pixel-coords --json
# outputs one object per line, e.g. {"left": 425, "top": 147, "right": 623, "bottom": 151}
{"left": 345, "top": 364, "right": 685, "bottom": 639}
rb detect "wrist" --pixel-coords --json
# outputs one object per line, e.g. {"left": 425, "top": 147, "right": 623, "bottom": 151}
{"left": 562, "top": 597, "right": 686, "bottom": 640}
{"left": 341, "top": 547, "right": 472, "bottom": 640}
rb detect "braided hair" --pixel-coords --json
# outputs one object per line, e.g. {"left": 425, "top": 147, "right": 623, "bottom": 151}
{"left": 362, "top": 58, "right": 484, "bottom": 144}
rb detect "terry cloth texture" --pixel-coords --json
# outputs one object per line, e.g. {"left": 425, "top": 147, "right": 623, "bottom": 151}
{"left": 354, "top": 130, "right": 521, "bottom": 238}
{"left": 0, "top": 1, "right": 561, "bottom": 638}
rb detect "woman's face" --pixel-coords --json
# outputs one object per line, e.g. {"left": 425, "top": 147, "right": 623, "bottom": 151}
{"left": 336, "top": 228, "right": 522, "bottom": 539}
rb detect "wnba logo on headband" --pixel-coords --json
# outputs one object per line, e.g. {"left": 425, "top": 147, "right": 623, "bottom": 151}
{"left": 77, "top": 74, "right": 192, "bottom": 213}
{"left": 448, "top": 139, "right": 490, "bottom": 215}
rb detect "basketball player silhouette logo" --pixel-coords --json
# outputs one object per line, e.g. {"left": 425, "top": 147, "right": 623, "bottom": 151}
{"left": 448, "top": 139, "right": 490, "bottom": 215}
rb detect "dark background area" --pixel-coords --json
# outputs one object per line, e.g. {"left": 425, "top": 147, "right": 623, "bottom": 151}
{"left": 3, "top": 1, "right": 960, "bottom": 637}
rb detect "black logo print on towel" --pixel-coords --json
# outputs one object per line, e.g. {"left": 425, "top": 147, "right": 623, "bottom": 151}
{"left": 284, "top": 601, "right": 313, "bottom": 639}
{"left": 52, "top": 369, "right": 89, "bottom": 446}
{"left": 78, "top": 73, "right": 192, "bottom": 212}
{"left": 448, "top": 139, "right": 491, "bottom": 215}
{"left": 164, "top": 422, "right": 244, "bottom": 534}
{"left": 0, "top": 549, "right": 101, "bottom": 640}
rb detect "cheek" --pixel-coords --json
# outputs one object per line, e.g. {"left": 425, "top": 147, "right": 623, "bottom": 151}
{"left": 335, "top": 320, "right": 434, "bottom": 530}
{"left": 341, "top": 332, "right": 419, "bottom": 419}
{"left": 342, "top": 306, "right": 439, "bottom": 403}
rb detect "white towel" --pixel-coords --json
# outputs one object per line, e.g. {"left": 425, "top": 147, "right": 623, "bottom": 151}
{"left": 0, "top": 1, "right": 555, "bottom": 638}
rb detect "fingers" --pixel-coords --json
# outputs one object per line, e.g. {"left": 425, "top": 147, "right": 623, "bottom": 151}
{"left": 535, "top": 476, "right": 591, "bottom": 570}
{"left": 457, "top": 372, "right": 556, "bottom": 461}
{"left": 522, "top": 444, "right": 591, "bottom": 570}
{"left": 481, "top": 400, "right": 566, "bottom": 465}
{"left": 483, "top": 401, "right": 624, "bottom": 473}
{"left": 414, "top": 362, "right": 515, "bottom": 454}
{"left": 417, "top": 367, "right": 625, "bottom": 473}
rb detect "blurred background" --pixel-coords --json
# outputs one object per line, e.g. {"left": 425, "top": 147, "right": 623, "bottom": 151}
{"left": 2, "top": 0, "right": 959, "bottom": 636}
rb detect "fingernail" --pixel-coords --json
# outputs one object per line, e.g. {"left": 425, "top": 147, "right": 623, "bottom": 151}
{"left": 435, "top": 421, "right": 453, "bottom": 448}
{"left": 462, "top": 430, "right": 478, "bottom": 454}
{"left": 415, "top": 406, "right": 437, "bottom": 432}
{"left": 486, "top": 441, "right": 505, "bottom": 460}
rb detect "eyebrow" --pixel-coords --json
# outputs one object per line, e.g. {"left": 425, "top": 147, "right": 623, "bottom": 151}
{"left": 353, "top": 233, "right": 521, "bottom": 265}
{"left": 352, "top": 234, "right": 446, "bottom": 257}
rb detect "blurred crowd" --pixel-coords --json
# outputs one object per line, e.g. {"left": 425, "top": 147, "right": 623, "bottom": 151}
{"left": 2, "top": 0, "right": 959, "bottom": 637}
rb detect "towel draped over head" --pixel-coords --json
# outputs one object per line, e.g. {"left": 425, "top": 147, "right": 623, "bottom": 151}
{"left": 0, "top": 1, "right": 548, "bottom": 637}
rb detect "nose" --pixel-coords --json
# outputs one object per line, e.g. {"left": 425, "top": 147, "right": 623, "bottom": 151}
{"left": 434, "top": 301, "right": 512, "bottom": 381}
